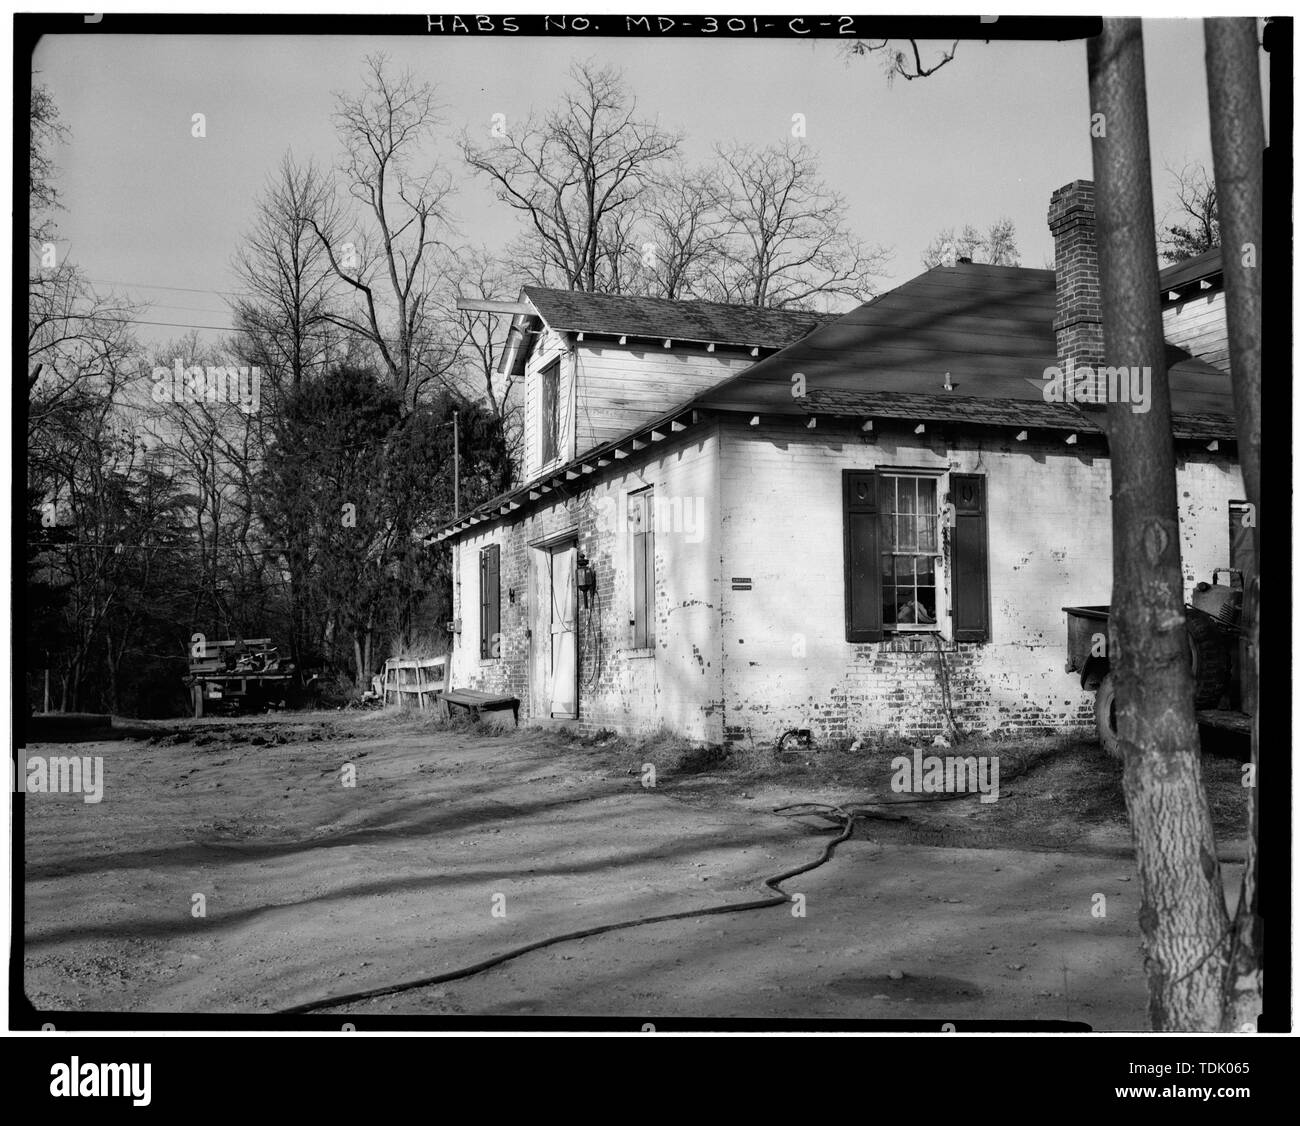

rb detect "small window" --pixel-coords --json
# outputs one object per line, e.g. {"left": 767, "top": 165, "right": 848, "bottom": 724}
{"left": 479, "top": 544, "right": 500, "bottom": 659}
{"left": 540, "top": 359, "right": 560, "bottom": 465}
{"left": 629, "top": 490, "right": 655, "bottom": 648}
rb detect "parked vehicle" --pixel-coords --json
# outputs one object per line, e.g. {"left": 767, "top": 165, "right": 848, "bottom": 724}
{"left": 183, "top": 637, "right": 318, "bottom": 717}
{"left": 1064, "top": 569, "right": 1250, "bottom": 755}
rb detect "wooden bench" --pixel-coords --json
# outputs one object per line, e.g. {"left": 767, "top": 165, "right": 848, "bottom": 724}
{"left": 437, "top": 688, "right": 520, "bottom": 726}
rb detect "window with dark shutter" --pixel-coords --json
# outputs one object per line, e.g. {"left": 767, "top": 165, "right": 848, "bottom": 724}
{"left": 845, "top": 469, "right": 986, "bottom": 643}
{"left": 843, "top": 470, "right": 883, "bottom": 642}
{"left": 540, "top": 360, "right": 560, "bottom": 465}
{"left": 950, "top": 474, "right": 990, "bottom": 642}
{"left": 479, "top": 544, "right": 500, "bottom": 659}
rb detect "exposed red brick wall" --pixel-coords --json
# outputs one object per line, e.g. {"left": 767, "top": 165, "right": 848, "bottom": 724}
{"left": 1049, "top": 179, "right": 1105, "bottom": 370}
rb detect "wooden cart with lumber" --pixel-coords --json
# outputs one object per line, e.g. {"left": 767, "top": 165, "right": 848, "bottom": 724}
{"left": 184, "top": 638, "right": 310, "bottom": 718}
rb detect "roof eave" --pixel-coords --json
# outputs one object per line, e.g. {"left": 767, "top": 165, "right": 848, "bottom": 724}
{"left": 426, "top": 407, "right": 709, "bottom": 545}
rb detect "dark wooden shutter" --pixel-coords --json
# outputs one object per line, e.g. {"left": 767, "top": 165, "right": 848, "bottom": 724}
{"left": 950, "top": 474, "right": 989, "bottom": 642}
{"left": 540, "top": 361, "right": 558, "bottom": 464}
{"left": 632, "top": 494, "right": 650, "bottom": 648}
{"left": 1229, "top": 501, "right": 1256, "bottom": 585}
{"left": 479, "top": 545, "right": 500, "bottom": 658}
{"left": 843, "top": 470, "right": 883, "bottom": 642}
{"left": 644, "top": 497, "right": 655, "bottom": 647}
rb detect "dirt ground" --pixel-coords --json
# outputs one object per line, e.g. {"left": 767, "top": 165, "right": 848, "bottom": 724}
{"left": 22, "top": 711, "right": 1248, "bottom": 1028}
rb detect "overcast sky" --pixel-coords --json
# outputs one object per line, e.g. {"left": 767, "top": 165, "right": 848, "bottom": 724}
{"left": 33, "top": 22, "right": 1264, "bottom": 345}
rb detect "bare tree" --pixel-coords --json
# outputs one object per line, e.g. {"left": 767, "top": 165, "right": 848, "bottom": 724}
{"left": 231, "top": 155, "right": 342, "bottom": 392}
{"left": 139, "top": 333, "right": 269, "bottom": 640}
{"left": 436, "top": 247, "right": 523, "bottom": 463}
{"left": 462, "top": 61, "right": 680, "bottom": 292}
{"left": 29, "top": 265, "right": 140, "bottom": 434}
{"left": 30, "top": 78, "right": 66, "bottom": 248}
{"left": 921, "top": 217, "right": 1021, "bottom": 268}
{"left": 711, "top": 142, "right": 891, "bottom": 309}
{"left": 1157, "top": 161, "right": 1221, "bottom": 264}
{"left": 28, "top": 79, "right": 140, "bottom": 427}
{"left": 842, "top": 39, "right": 960, "bottom": 84}
{"left": 304, "top": 54, "right": 458, "bottom": 409}
{"left": 31, "top": 363, "right": 145, "bottom": 711}
{"left": 631, "top": 160, "right": 728, "bottom": 299}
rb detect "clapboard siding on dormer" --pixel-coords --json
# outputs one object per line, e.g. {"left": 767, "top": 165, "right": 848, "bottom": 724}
{"left": 522, "top": 326, "right": 575, "bottom": 482}
{"left": 572, "top": 344, "right": 751, "bottom": 454}
{"left": 1163, "top": 292, "right": 1231, "bottom": 375}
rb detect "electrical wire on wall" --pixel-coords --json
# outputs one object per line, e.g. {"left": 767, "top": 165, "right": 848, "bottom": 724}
{"left": 930, "top": 633, "right": 966, "bottom": 744}
{"left": 579, "top": 591, "right": 605, "bottom": 694}
{"left": 575, "top": 529, "right": 610, "bottom": 696}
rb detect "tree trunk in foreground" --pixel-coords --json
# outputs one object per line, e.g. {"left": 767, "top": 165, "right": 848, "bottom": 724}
{"left": 1088, "top": 18, "right": 1232, "bottom": 1030}
{"left": 1205, "top": 15, "right": 1265, "bottom": 1030}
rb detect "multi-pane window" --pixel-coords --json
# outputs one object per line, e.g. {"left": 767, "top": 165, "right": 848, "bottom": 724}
{"left": 540, "top": 359, "right": 560, "bottom": 465}
{"left": 843, "top": 469, "right": 988, "bottom": 643}
{"left": 881, "top": 474, "right": 939, "bottom": 629}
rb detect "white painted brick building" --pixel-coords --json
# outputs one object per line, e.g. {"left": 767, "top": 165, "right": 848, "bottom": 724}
{"left": 433, "top": 181, "right": 1243, "bottom": 747}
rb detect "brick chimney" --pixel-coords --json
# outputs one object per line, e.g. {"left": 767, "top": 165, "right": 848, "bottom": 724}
{"left": 1047, "top": 180, "right": 1104, "bottom": 369}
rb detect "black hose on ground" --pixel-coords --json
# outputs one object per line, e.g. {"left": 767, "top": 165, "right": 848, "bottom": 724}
{"left": 276, "top": 784, "right": 1005, "bottom": 1016}
{"left": 277, "top": 804, "right": 858, "bottom": 1016}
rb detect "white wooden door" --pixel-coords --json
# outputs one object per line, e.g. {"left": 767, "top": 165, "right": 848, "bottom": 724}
{"left": 548, "top": 544, "right": 577, "bottom": 718}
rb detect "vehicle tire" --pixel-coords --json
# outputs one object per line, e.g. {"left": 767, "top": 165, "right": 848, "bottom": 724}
{"left": 1186, "top": 608, "right": 1231, "bottom": 709}
{"left": 1095, "top": 672, "right": 1121, "bottom": 758}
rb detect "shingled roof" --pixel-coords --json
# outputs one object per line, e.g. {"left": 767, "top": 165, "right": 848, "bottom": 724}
{"left": 694, "top": 262, "right": 1236, "bottom": 425}
{"left": 433, "top": 263, "right": 1238, "bottom": 543}
{"left": 798, "top": 389, "right": 1232, "bottom": 442}
{"left": 521, "top": 285, "right": 830, "bottom": 350}
{"left": 1158, "top": 247, "right": 1224, "bottom": 293}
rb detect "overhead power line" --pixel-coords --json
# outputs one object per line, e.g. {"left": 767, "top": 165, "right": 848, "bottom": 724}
{"left": 85, "top": 276, "right": 250, "bottom": 298}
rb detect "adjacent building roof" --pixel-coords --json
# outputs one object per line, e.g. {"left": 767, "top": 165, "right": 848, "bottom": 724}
{"left": 1159, "top": 247, "right": 1224, "bottom": 293}
{"left": 521, "top": 285, "right": 830, "bottom": 350}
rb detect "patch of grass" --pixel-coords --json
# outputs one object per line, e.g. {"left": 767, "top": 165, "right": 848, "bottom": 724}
{"left": 146, "top": 721, "right": 353, "bottom": 748}
{"left": 542, "top": 724, "right": 732, "bottom": 777}
{"left": 314, "top": 672, "right": 358, "bottom": 708}
{"left": 674, "top": 743, "right": 732, "bottom": 774}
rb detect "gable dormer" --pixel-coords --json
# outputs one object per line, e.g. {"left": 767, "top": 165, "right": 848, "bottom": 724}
{"left": 522, "top": 323, "right": 574, "bottom": 481}
{"left": 499, "top": 287, "right": 827, "bottom": 483}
